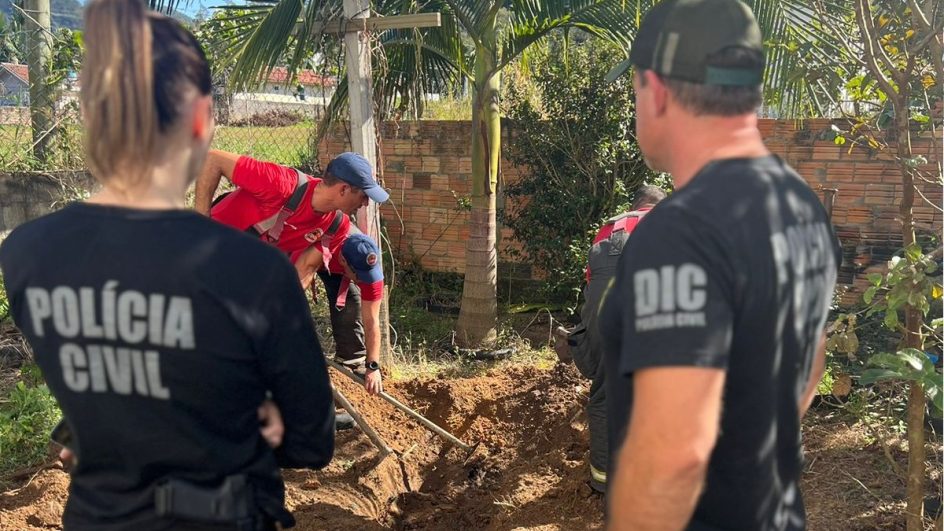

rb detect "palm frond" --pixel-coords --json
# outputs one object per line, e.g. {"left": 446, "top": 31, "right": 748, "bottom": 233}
{"left": 224, "top": 0, "right": 312, "bottom": 91}
{"left": 149, "top": 0, "right": 190, "bottom": 15}
{"left": 498, "top": 0, "right": 638, "bottom": 74}
{"left": 439, "top": 0, "right": 499, "bottom": 47}
{"left": 748, "top": 0, "right": 854, "bottom": 118}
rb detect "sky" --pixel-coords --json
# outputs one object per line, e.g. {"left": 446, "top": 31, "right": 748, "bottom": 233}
{"left": 74, "top": 0, "right": 220, "bottom": 18}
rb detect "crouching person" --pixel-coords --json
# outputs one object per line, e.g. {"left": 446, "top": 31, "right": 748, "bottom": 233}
{"left": 0, "top": 2, "right": 334, "bottom": 529}
{"left": 555, "top": 185, "right": 665, "bottom": 493}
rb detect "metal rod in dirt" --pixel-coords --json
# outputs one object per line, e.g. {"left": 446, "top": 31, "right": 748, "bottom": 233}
{"left": 327, "top": 359, "right": 472, "bottom": 451}
{"left": 332, "top": 385, "right": 392, "bottom": 457}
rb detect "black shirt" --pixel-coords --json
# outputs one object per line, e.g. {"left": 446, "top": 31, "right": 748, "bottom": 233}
{"left": 0, "top": 203, "right": 335, "bottom": 530}
{"left": 601, "top": 156, "right": 841, "bottom": 531}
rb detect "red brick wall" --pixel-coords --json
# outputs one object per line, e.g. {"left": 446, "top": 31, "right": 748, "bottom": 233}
{"left": 320, "top": 119, "right": 943, "bottom": 300}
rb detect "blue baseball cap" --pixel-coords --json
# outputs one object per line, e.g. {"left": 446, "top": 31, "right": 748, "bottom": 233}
{"left": 326, "top": 152, "right": 390, "bottom": 203}
{"left": 341, "top": 233, "right": 384, "bottom": 284}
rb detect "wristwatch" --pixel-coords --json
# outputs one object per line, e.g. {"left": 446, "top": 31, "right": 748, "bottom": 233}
{"left": 366, "top": 361, "right": 381, "bottom": 372}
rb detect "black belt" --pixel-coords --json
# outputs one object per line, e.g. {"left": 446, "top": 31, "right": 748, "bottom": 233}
{"left": 154, "top": 474, "right": 285, "bottom": 530}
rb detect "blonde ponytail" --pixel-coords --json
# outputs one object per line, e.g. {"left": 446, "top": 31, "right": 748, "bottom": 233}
{"left": 80, "top": 0, "right": 211, "bottom": 191}
{"left": 81, "top": 0, "right": 157, "bottom": 190}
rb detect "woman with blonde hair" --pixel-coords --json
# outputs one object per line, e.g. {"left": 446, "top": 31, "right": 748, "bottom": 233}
{"left": 0, "top": 0, "right": 334, "bottom": 529}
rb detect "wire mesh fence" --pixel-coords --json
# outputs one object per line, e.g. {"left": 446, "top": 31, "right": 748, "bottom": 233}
{"left": 0, "top": 88, "right": 330, "bottom": 173}
{"left": 211, "top": 91, "right": 329, "bottom": 171}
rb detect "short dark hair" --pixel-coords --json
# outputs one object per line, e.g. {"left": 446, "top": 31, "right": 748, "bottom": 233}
{"left": 632, "top": 185, "right": 667, "bottom": 210}
{"left": 321, "top": 171, "right": 341, "bottom": 186}
{"left": 640, "top": 46, "right": 763, "bottom": 116}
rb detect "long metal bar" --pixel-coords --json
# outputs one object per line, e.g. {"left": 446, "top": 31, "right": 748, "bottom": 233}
{"left": 327, "top": 359, "right": 472, "bottom": 451}
{"left": 332, "top": 385, "right": 392, "bottom": 457}
{"left": 295, "top": 13, "right": 442, "bottom": 35}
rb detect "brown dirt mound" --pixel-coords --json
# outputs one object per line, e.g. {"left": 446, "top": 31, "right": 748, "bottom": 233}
{"left": 1, "top": 364, "right": 934, "bottom": 530}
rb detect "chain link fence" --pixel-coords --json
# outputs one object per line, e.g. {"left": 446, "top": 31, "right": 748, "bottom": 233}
{"left": 211, "top": 91, "right": 329, "bottom": 172}
{"left": 2, "top": 60, "right": 332, "bottom": 173}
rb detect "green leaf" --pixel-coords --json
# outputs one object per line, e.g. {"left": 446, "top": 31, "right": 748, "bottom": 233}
{"left": 898, "top": 348, "right": 927, "bottom": 371}
{"left": 884, "top": 310, "right": 899, "bottom": 330}
{"left": 860, "top": 368, "right": 906, "bottom": 385}
{"left": 834, "top": 135, "right": 846, "bottom": 145}
{"left": 887, "top": 289, "right": 908, "bottom": 310}
{"left": 931, "top": 317, "right": 943, "bottom": 330}
{"left": 905, "top": 244, "right": 923, "bottom": 262}
{"left": 932, "top": 389, "right": 944, "bottom": 416}
{"left": 869, "top": 352, "right": 907, "bottom": 369}
{"left": 864, "top": 286, "right": 878, "bottom": 304}
{"left": 867, "top": 272, "right": 884, "bottom": 286}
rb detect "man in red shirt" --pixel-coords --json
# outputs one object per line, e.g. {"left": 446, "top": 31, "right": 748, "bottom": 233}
{"left": 194, "top": 150, "right": 388, "bottom": 395}
{"left": 555, "top": 185, "right": 666, "bottom": 493}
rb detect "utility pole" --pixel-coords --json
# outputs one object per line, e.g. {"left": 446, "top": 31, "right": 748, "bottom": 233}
{"left": 24, "top": 0, "right": 53, "bottom": 164}
{"left": 338, "top": 0, "right": 439, "bottom": 365}
{"left": 343, "top": 0, "right": 391, "bottom": 364}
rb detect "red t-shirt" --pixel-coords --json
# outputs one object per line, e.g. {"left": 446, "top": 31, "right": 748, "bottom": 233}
{"left": 210, "top": 156, "right": 347, "bottom": 260}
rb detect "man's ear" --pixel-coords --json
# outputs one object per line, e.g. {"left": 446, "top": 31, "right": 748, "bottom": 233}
{"left": 645, "top": 71, "right": 669, "bottom": 118}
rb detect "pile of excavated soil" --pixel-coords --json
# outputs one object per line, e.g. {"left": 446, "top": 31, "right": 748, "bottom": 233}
{"left": 1, "top": 363, "right": 936, "bottom": 530}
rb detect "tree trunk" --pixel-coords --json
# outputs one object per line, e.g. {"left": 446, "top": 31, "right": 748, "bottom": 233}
{"left": 895, "top": 96, "right": 927, "bottom": 531}
{"left": 456, "top": 39, "right": 500, "bottom": 348}
{"left": 25, "top": 0, "right": 52, "bottom": 164}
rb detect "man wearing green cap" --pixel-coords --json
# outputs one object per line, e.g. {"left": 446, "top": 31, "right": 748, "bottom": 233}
{"left": 600, "top": 1, "right": 841, "bottom": 529}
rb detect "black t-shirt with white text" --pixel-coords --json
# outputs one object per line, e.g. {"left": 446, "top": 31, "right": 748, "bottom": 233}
{"left": 600, "top": 156, "right": 841, "bottom": 531}
{"left": 0, "top": 203, "right": 335, "bottom": 530}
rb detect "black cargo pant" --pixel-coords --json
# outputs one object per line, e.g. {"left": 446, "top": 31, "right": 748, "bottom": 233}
{"left": 569, "top": 323, "right": 607, "bottom": 492}
{"left": 317, "top": 270, "right": 367, "bottom": 362}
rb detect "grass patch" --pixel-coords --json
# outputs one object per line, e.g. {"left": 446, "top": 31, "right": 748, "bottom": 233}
{"left": 0, "top": 370, "right": 61, "bottom": 483}
{"left": 212, "top": 123, "right": 315, "bottom": 166}
{"left": 421, "top": 96, "right": 473, "bottom": 121}
{"left": 0, "top": 122, "right": 317, "bottom": 171}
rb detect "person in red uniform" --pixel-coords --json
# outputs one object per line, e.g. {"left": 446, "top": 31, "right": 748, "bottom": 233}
{"left": 554, "top": 185, "right": 666, "bottom": 494}
{"left": 293, "top": 226, "right": 385, "bottom": 392}
{"left": 194, "top": 150, "right": 388, "bottom": 395}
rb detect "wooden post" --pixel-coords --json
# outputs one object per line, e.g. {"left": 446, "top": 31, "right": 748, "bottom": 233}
{"left": 331, "top": 7, "right": 440, "bottom": 366}
{"left": 24, "top": 0, "right": 52, "bottom": 163}
{"left": 343, "top": 0, "right": 392, "bottom": 365}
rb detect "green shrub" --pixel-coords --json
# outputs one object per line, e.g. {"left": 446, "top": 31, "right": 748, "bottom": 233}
{"left": 501, "top": 35, "right": 669, "bottom": 304}
{"left": 0, "top": 377, "right": 62, "bottom": 479}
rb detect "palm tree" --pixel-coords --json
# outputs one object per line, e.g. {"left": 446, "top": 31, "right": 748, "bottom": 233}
{"left": 208, "top": 0, "right": 848, "bottom": 348}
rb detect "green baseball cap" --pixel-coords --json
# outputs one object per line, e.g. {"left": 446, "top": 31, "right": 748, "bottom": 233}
{"left": 606, "top": 0, "right": 765, "bottom": 86}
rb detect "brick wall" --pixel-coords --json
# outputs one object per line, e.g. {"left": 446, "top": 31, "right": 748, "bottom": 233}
{"left": 757, "top": 119, "right": 942, "bottom": 302}
{"left": 319, "top": 121, "right": 535, "bottom": 281}
{"left": 320, "top": 119, "right": 943, "bottom": 301}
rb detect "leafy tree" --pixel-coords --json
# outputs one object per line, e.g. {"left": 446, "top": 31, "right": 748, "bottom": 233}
{"left": 803, "top": 2, "right": 943, "bottom": 528}
{"left": 0, "top": 13, "right": 24, "bottom": 63}
{"left": 501, "top": 35, "right": 665, "bottom": 304}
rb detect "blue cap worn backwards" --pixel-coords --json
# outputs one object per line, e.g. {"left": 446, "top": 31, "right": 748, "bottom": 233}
{"left": 326, "top": 152, "right": 390, "bottom": 203}
{"left": 341, "top": 233, "right": 384, "bottom": 284}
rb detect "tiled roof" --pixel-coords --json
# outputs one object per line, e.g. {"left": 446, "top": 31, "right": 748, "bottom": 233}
{"left": 266, "top": 66, "right": 335, "bottom": 87}
{"left": 0, "top": 63, "right": 28, "bottom": 83}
